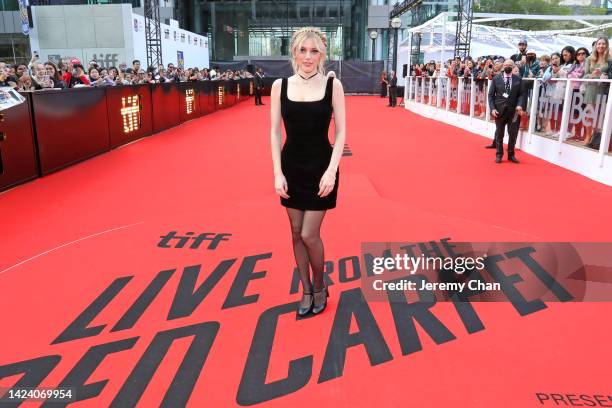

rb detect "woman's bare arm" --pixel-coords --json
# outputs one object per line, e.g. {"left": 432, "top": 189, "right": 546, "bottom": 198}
{"left": 327, "top": 78, "right": 346, "bottom": 175}
{"left": 319, "top": 77, "right": 346, "bottom": 197}
{"left": 270, "top": 78, "right": 283, "bottom": 176}
{"left": 270, "top": 78, "right": 289, "bottom": 198}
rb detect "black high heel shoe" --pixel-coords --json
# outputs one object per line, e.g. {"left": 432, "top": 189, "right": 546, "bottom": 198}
{"left": 297, "top": 292, "right": 313, "bottom": 317}
{"left": 312, "top": 286, "right": 328, "bottom": 315}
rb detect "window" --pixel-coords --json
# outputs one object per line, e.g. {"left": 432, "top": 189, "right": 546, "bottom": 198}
{"left": 173, "top": 31, "right": 177, "bottom": 41}
{"left": 181, "top": 33, "right": 185, "bottom": 43}
{"left": 164, "top": 29, "right": 170, "bottom": 39}
{"left": 316, "top": 6, "right": 325, "bottom": 18}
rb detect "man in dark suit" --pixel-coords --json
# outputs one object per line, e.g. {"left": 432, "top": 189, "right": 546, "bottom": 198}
{"left": 488, "top": 59, "right": 526, "bottom": 163}
{"left": 254, "top": 68, "right": 264, "bottom": 105}
{"left": 388, "top": 71, "right": 397, "bottom": 107}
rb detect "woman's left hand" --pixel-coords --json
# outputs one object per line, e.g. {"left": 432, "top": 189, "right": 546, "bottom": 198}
{"left": 318, "top": 170, "right": 336, "bottom": 197}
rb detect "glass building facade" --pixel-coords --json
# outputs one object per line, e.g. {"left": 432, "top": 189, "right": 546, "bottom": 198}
{"left": 175, "top": 0, "right": 369, "bottom": 61}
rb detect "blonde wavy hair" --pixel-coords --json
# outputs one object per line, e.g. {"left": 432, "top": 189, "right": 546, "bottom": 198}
{"left": 591, "top": 36, "right": 610, "bottom": 65}
{"left": 290, "top": 27, "right": 327, "bottom": 75}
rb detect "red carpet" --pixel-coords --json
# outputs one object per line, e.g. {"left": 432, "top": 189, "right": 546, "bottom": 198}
{"left": 0, "top": 96, "right": 611, "bottom": 407}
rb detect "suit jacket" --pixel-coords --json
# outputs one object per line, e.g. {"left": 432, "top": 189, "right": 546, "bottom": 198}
{"left": 488, "top": 73, "right": 526, "bottom": 114}
{"left": 389, "top": 76, "right": 397, "bottom": 88}
{"left": 254, "top": 73, "right": 263, "bottom": 88}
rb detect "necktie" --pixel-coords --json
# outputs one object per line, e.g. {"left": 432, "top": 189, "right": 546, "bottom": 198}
{"left": 505, "top": 77, "right": 511, "bottom": 93}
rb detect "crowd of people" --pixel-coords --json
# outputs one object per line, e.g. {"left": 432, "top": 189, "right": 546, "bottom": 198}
{"left": 0, "top": 55, "right": 255, "bottom": 92}
{"left": 409, "top": 36, "right": 612, "bottom": 148}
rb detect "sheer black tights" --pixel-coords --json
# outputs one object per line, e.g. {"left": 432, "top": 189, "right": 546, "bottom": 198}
{"left": 286, "top": 208, "right": 327, "bottom": 309}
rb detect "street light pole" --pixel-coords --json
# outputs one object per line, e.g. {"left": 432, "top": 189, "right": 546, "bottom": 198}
{"left": 390, "top": 17, "right": 402, "bottom": 74}
{"left": 369, "top": 29, "right": 378, "bottom": 60}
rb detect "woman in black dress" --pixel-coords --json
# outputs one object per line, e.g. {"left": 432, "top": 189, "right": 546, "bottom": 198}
{"left": 270, "top": 27, "right": 346, "bottom": 317}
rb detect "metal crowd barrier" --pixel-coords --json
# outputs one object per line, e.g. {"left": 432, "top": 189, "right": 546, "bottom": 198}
{"left": 405, "top": 75, "right": 612, "bottom": 166}
{"left": 0, "top": 79, "right": 253, "bottom": 192}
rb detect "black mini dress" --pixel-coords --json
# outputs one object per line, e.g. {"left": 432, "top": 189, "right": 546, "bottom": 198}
{"left": 280, "top": 76, "right": 339, "bottom": 210}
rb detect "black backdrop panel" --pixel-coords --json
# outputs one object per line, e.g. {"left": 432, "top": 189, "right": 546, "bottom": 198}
{"left": 255, "top": 60, "right": 383, "bottom": 95}
{"left": 106, "top": 84, "right": 153, "bottom": 149}
{"left": 179, "top": 82, "right": 202, "bottom": 123}
{"left": 239, "top": 79, "right": 251, "bottom": 100}
{"left": 211, "top": 61, "right": 248, "bottom": 72}
{"left": 0, "top": 93, "right": 38, "bottom": 191}
{"left": 340, "top": 61, "right": 384, "bottom": 94}
{"left": 32, "top": 88, "right": 110, "bottom": 175}
{"left": 251, "top": 60, "right": 292, "bottom": 77}
{"left": 151, "top": 83, "right": 181, "bottom": 132}
{"left": 325, "top": 61, "right": 340, "bottom": 76}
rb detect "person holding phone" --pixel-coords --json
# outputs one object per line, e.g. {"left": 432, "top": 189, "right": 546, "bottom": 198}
{"left": 27, "top": 51, "right": 40, "bottom": 76}
{"left": 145, "top": 70, "right": 156, "bottom": 84}
{"left": 17, "top": 74, "right": 35, "bottom": 92}
{"left": 88, "top": 67, "right": 114, "bottom": 86}
{"left": 68, "top": 63, "right": 90, "bottom": 87}
{"left": 30, "top": 63, "right": 53, "bottom": 90}
{"left": 43, "top": 62, "right": 65, "bottom": 89}
{"left": 62, "top": 58, "right": 88, "bottom": 87}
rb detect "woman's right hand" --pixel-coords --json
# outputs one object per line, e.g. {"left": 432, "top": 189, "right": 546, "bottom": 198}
{"left": 274, "top": 174, "right": 289, "bottom": 199}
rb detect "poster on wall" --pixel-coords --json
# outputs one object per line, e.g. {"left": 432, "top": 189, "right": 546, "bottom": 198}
{"left": 177, "top": 51, "right": 184, "bottom": 69}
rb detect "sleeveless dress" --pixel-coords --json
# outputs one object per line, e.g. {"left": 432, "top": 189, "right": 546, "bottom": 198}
{"left": 280, "top": 76, "right": 339, "bottom": 210}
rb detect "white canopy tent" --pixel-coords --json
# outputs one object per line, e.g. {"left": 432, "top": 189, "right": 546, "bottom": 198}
{"left": 397, "top": 12, "right": 612, "bottom": 86}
